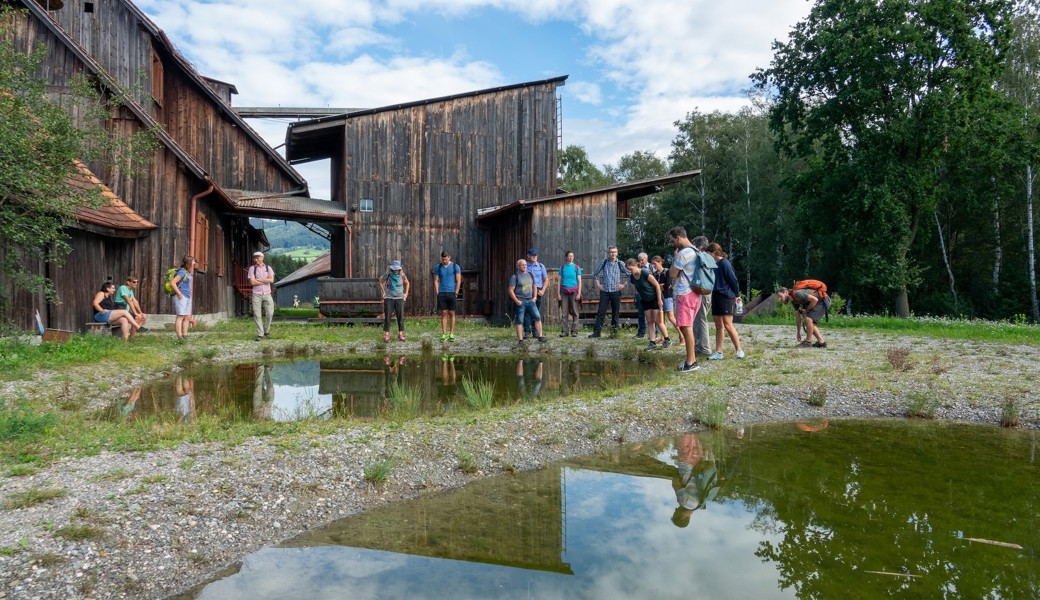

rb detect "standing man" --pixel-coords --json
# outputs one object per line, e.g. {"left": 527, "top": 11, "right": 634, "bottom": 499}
{"left": 776, "top": 280, "right": 830, "bottom": 348}
{"left": 432, "top": 251, "right": 462, "bottom": 342}
{"left": 508, "top": 259, "right": 548, "bottom": 346}
{"left": 669, "top": 227, "right": 702, "bottom": 372}
{"left": 589, "top": 246, "right": 628, "bottom": 338}
{"left": 114, "top": 275, "right": 148, "bottom": 331}
{"left": 248, "top": 251, "right": 275, "bottom": 341}
{"left": 690, "top": 236, "right": 713, "bottom": 358}
{"left": 523, "top": 248, "right": 548, "bottom": 339}
{"left": 634, "top": 252, "right": 650, "bottom": 338}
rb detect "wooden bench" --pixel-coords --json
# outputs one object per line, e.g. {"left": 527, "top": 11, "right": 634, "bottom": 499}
{"left": 85, "top": 322, "right": 119, "bottom": 335}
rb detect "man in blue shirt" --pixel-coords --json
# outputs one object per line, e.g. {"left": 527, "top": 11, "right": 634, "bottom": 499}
{"left": 589, "top": 246, "right": 628, "bottom": 337}
{"left": 523, "top": 248, "right": 548, "bottom": 339}
{"left": 432, "top": 251, "right": 462, "bottom": 342}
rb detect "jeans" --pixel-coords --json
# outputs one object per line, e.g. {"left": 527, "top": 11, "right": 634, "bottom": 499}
{"left": 635, "top": 295, "right": 646, "bottom": 336}
{"left": 594, "top": 291, "right": 621, "bottom": 333}
{"left": 523, "top": 296, "right": 542, "bottom": 334}
{"left": 515, "top": 298, "right": 541, "bottom": 324}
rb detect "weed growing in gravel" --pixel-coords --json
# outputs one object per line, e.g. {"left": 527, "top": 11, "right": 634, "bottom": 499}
{"left": 199, "top": 347, "right": 219, "bottom": 360}
{"left": 461, "top": 377, "right": 496, "bottom": 410}
{"left": 55, "top": 524, "right": 104, "bottom": 541}
{"left": 0, "top": 402, "right": 56, "bottom": 442}
{"left": 584, "top": 344, "right": 596, "bottom": 359}
{"left": 3, "top": 487, "right": 67, "bottom": 510}
{"left": 804, "top": 384, "right": 827, "bottom": 407}
{"left": 363, "top": 454, "right": 400, "bottom": 483}
{"left": 5, "top": 465, "right": 38, "bottom": 477}
{"left": 1000, "top": 398, "right": 1021, "bottom": 428}
{"left": 141, "top": 475, "right": 168, "bottom": 484}
{"left": 386, "top": 382, "right": 422, "bottom": 422}
{"left": 886, "top": 347, "right": 914, "bottom": 372}
{"left": 695, "top": 398, "right": 728, "bottom": 429}
{"left": 905, "top": 392, "right": 939, "bottom": 419}
{"left": 587, "top": 418, "right": 608, "bottom": 440}
{"left": 91, "top": 467, "right": 133, "bottom": 483}
{"left": 620, "top": 346, "right": 638, "bottom": 361}
{"left": 457, "top": 445, "right": 479, "bottom": 473}
{"left": 420, "top": 336, "right": 434, "bottom": 355}
{"left": 0, "top": 546, "right": 19, "bottom": 556}
{"left": 32, "top": 552, "right": 68, "bottom": 567}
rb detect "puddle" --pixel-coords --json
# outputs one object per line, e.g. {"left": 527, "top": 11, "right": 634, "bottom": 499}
{"left": 171, "top": 420, "right": 1040, "bottom": 599}
{"left": 114, "top": 355, "right": 658, "bottom": 422}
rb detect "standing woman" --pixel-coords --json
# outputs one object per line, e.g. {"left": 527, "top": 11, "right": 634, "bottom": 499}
{"left": 379, "top": 259, "right": 410, "bottom": 342}
{"left": 92, "top": 282, "right": 141, "bottom": 340}
{"left": 650, "top": 256, "right": 673, "bottom": 348}
{"left": 171, "top": 255, "right": 195, "bottom": 342}
{"left": 557, "top": 250, "right": 583, "bottom": 337}
{"left": 705, "top": 243, "right": 744, "bottom": 359}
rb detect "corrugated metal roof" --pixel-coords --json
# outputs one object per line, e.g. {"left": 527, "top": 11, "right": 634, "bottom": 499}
{"left": 224, "top": 190, "right": 349, "bottom": 221}
{"left": 475, "top": 170, "right": 702, "bottom": 222}
{"left": 275, "top": 253, "right": 331, "bottom": 288}
{"left": 71, "top": 160, "right": 157, "bottom": 232}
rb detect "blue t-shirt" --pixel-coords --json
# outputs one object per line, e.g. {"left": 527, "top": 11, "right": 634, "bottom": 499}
{"left": 509, "top": 271, "right": 536, "bottom": 300}
{"left": 433, "top": 262, "right": 461, "bottom": 293}
{"left": 559, "top": 263, "right": 582, "bottom": 289}
{"left": 176, "top": 268, "right": 192, "bottom": 298}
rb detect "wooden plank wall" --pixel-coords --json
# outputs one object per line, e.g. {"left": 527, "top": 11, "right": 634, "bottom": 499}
{"left": 338, "top": 83, "right": 561, "bottom": 315}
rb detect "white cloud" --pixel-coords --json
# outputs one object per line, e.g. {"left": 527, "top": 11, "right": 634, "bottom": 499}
{"left": 566, "top": 81, "right": 602, "bottom": 105}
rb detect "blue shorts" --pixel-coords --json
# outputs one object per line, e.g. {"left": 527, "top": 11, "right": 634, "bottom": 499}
{"left": 174, "top": 295, "right": 192, "bottom": 316}
{"left": 93, "top": 311, "right": 111, "bottom": 323}
{"left": 663, "top": 298, "right": 674, "bottom": 313}
{"left": 515, "top": 299, "right": 541, "bottom": 323}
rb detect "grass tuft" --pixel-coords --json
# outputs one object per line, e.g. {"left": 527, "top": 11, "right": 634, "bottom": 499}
{"left": 1000, "top": 398, "right": 1020, "bottom": 428}
{"left": 55, "top": 524, "right": 104, "bottom": 541}
{"left": 363, "top": 454, "right": 400, "bottom": 483}
{"left": 386, "top": 382, "right": 422, "bottom": 422}
{"left": 461, "top": 377, "right": 496, "bottom": 410}
{"left": 886, "top": 347, "right": 914, "bottom": 372}
{"left": 803, "top": 384, "right": 827, "bottom": 407}
{"left": 3, "top": 487, "right": 67, "bottom": 510}
{"left": 905, "top": 392, "right": 939, "bottom": 419}
{"left": 695, "top": 398, "right": 728, "bottom": 429}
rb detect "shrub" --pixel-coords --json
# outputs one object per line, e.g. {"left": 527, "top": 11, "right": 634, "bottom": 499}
{"left": 905, "top": 392, "right": 939, "bottom": 419}
{"left": 804, "top": 384, "right": 827, "bottom": 407}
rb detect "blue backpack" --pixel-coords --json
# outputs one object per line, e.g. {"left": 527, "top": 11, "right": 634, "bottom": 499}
{"left": 684, "top": 247, "right": 716, "bottom": 295}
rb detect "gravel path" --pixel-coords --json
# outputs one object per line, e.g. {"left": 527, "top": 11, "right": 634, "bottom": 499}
{"left": 1, "top": 324, "right": 1037, "bottom": 599}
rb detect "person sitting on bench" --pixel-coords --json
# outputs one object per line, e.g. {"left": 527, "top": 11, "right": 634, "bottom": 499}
{"left": 92, "top": 282, "right": 141, "bottom": 340}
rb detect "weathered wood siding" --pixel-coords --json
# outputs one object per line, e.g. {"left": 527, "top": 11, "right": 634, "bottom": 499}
{"left": 338, "top": 83, "right": 561, "bottom": 315}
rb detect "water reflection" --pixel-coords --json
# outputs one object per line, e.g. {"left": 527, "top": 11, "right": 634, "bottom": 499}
{"left": 120, "top": 356, "right": 654, "bottom": 423}
{"left": 171, "top": 421, "right": 1040, "bottom": 600}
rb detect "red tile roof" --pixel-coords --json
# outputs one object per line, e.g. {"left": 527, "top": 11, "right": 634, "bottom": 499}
{"left": 70, "top": 160, "right": 157, "bottom": 231}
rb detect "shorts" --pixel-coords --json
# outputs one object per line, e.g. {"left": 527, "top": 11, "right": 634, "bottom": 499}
{"left": 663, "top": 297, "right": 674, "bottom": 313}
{"left": 93, "top": 311, "right": 111, "bottom": 323}
{"left": 675, "top": 292, "right": 702, "bottom": 328}
{"left": 804, "top": 296, "right": 832, "bottom": 324}
{"left": 515, "top": 299, "right": 541, "bottom": 323}
{"left": 711, "top": 294, "right": 736, "bottom": 317}
{"left": 639, "top": 296, "right": 660, "bottom": 311}
{"left": 437, "top": 292, "right": 458, "bottom": 312}
{"left": 174, "top": 295, "right": 192, "bottom": 316}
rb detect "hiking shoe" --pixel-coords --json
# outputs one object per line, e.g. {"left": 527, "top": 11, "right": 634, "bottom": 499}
{"left": 571, "top": 331, "right": 578, "bottom": 337}
{"left": 448, "top": 334, "right": 456, "bottom": 342}
{"left": 797, "top": 340, "right": 812, "bottom": 347}
{"left": 138, "top": 327, "right": 150, "bottom": 333}
{"left": 440, "top": 334, "right": 448, "bottom": 342}
{"left": 442, "top": 354, "right": 449, "bottom": 362}
{"left": 708, "top": 352, "right": 724, "bottom": 360}
{"left": 264, "top": 332, "right": 271, "bottom": 338}
{"left": 517, "top": 339, "right": 526, "bottom": 348}
{"left": 646, "top": 341, "right": 658, "bottom": 351}
{"left": 538, "top": 336, "right": 548, "bottom": 343}
{"left": 662, "top": 338, "right": 672, "bottom": 349}
{"left": 398, "top": 332, "right": 406, "bottom": 341}
{"left": 384, "top": 332, "right": 391, "bottom": 343}
{"left": 635, "top": 333, "right": 646, "bottom": 339}
{"left": 448, "top": 354, "right": 454, "bottom": 362}
{"left": 736, "top": 349, "right": 746, "bottom": 359}
{"left": 588, "top": 332, "right": 601, "bottom": 338}
{"left": 678, "top": 361, "right": 700, "bottom": 373}
{"left": 255, "top": 336, "right": 263, "bottom": 341}
{"left": 559, "top": 332, "right": 569, "bottom": 337}
{"left": 813, "top": 341, "right": 827, "bottom": 348}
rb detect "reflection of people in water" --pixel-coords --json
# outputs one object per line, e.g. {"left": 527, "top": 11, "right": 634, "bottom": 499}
{"left": 174, "top": 376, "right": 195, "bottom": 422}
{"left": 671, "top": 432, "right": 720, "bottom": 528}
{"left": 515, "top": 359, "right": 544, "bottom": 404}
{"left": 441, "top": 354, "right": 456, "bottom": 386}
{"left": 252, "top": 364, "right": 274, "bottom": 420}
{"left": 119, "top": 386, "right": 142, "bottom": 417}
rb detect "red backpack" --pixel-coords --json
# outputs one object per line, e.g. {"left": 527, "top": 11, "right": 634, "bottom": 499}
{"left": 793, "top": 279, "right": 828, "bottom": 299}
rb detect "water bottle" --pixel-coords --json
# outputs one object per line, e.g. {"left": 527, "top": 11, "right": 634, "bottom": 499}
{"left": 735, "top": 297, "right": 744, "bottom": 314}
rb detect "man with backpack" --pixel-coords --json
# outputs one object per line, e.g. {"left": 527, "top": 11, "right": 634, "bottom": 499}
{"left": 589, "top": 246, "right": 628, "bottom": 338}
{"left": 776, "top": 280, "right": 831, "bottom": 348}
{"left": 508, "top": 259, "right": 548, "bottom": 346}
{"left": 248, "top": 251, "right": 275, "bottom": 341}
{"left": 669, "top": 227, "right": 715, "bottom": 372}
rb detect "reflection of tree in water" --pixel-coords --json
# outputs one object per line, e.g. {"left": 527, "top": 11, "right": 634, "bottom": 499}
{"left": 735, "top": 423, "right": 1040, "bottom": 599}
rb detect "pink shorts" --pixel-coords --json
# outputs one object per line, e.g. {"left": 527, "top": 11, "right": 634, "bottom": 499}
{"left": 675, "top": 292, "right": 702, "bottom": 328}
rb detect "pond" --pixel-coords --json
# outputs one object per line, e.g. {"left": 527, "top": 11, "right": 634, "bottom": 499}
{"left": 114, "top": 355, "right": 659, "bottom": 422}
{"left": 171, "top": 420, "right": 1039, "bottom": 599}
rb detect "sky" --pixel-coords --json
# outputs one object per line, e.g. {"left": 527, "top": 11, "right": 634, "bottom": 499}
{"left": 134, "top": 0, "right": 812, "bottom": 198}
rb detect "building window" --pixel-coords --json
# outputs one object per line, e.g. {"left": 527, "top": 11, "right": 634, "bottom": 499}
{"left": 359, "top": 198, "right": 374, "bottom": 212}
{"left": 194, "top": 211, "right": 209, "bottom": 273}
{"left": 151, "top": 50, "right": 164, "bottom": 107}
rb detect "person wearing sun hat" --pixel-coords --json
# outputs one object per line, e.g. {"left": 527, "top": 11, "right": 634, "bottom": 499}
{"left": 380, "top": 259, "right": 410, "bottom": 342}
{"left": 248, "top": 251, "right": 275, "bottom": 341}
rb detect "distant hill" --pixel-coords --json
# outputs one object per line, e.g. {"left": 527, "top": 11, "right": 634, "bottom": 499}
{"left": 254, "top": 220, "right": 330, "bottom": 254}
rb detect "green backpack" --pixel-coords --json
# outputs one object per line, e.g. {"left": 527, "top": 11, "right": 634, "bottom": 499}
{"left": 163, "top": 267, "right": 179, "bottom": 295}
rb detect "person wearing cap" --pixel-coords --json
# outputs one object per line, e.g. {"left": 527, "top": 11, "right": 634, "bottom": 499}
{"left": 523, "top": 248, "right": 548, "bottom": 339}
{"left": 248, "top": 251, "right": 275, "bottom": 341}
{"left": 379, "top": 260, "right": 410, "bottom": 342}
{"left": 432, "top": 251, "right": 462, "bottom": 342}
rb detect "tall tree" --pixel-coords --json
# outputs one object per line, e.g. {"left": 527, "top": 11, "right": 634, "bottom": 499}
{"left": 557, "top": 145, "right": 612, "bottom": 192}
{"left": 754, "top": 0, "right": 1015, "bottom": 316}
{"left": 607, "top": 151, "right": 668, "bottom": 257}
{"left": 1, "top": 6, "right": 154, "bottom": 311}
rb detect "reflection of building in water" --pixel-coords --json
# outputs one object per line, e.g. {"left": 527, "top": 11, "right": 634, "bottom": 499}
{"left": 282, "top": 450, "right": 681, "bottom": 575}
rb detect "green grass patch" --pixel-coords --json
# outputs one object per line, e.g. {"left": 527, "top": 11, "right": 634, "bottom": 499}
{"left": 54, "top": 524, "right": 104, "bottom": 541}
{"left": 905, "top": 392, "right": 939, "bottom": 419}
{"left": 461, "top": 376, "right": 496, "bottom": 410}
{"left": 363, "top": 454, "right": 400, "bottom": 483}
{"left": 695, "top": 397, "right": 728, "bottom": 429}
{"left": 742, "top": 313, "right": 1040, "bottom": 344}
{"left": 3, "top": 487, "right": 67, "bottom": 510}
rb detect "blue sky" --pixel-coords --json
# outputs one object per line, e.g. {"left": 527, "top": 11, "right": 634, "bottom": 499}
{"left": 135, "top": 0, "right": 812, "bottom": 198}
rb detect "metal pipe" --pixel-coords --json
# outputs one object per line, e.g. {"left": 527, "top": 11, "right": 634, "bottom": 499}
{"left": 189, "top": 183, "right": 215, "bottom": 311}
{"left": 344, "top": 216, "right": 353, "bottom": 278}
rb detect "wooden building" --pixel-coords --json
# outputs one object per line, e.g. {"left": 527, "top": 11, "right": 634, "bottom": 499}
{"left": 274, "top": 253, "right": 330, "bottom": 307}
{"left": 285, "top": 77, "right": 568, "bottom": 316}
{"left": 1, "top": 0, "right": 344, "bottom": 331}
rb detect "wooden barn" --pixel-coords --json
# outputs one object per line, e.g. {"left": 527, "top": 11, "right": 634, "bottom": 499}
{"left": 274, "top": 253, "right": 331, "bottom": 307}
{"left": 285, "top": 77, "right": 567, "bottom": 317}
{"left": 1, "top": 0, "right": 339, "bottom": 332}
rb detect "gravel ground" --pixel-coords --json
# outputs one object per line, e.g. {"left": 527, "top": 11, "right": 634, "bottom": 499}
{"left": 1, "top": 324, "right": 1037, "bottom": 599}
